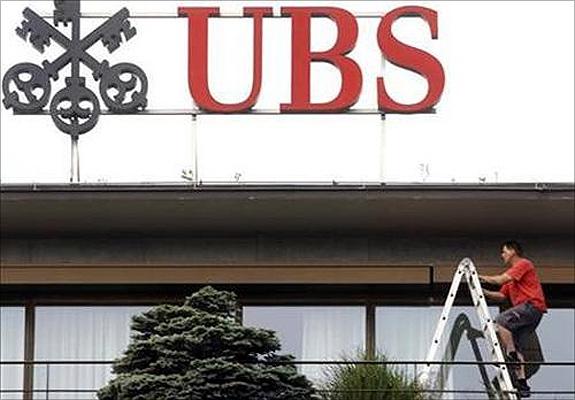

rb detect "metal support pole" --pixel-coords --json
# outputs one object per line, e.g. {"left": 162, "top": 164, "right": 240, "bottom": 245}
{"left": 379, "top": 113, "right": 386, "bottom": 183}
{"left": 379, "top": 49, "right": 387, "bottom": 184}
{"left": 191, "top": 114, "right": 198, "bottom": 186}
{"left": 70, "top": 135, "right": 80, "bottom": 183}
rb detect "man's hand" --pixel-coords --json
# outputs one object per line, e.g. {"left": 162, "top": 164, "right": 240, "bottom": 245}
{"left": 483, "top": 289, "right": 506, "bottom": 303}
{"left": 479, "top": 273, "right": 513, "bottom": 286}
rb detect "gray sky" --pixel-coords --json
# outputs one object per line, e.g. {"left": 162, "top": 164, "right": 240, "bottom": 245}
{"left": 1, "top": 1, "right": 573, "bottom": 184}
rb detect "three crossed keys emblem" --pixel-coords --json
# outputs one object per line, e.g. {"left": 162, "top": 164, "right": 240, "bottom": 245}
{"left": 2, "top": 0, "right": 148, "bottom": 136}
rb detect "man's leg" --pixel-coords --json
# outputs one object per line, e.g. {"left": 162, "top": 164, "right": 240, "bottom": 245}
{"left": 495, "top": 304, "right": 542, "bottom": 397}
{"left": 496, "top": 323, "right": 526, "bottom": 378}
{"left": 496, "top": 322, "right": 516, "bottom": 353}
{"left": 514, "top": 348, "right": 526, "bottom": 380}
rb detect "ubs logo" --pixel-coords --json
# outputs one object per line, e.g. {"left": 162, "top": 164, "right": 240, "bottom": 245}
{"left": 2, "top": 0, "right": 148, "bottom": 136}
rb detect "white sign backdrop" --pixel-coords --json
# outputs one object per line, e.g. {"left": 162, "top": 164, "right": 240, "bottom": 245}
{"left": 1, "top": 1, "right": 573, "bottom": 184}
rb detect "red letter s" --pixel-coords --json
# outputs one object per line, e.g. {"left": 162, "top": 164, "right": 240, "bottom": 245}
{"left": 377, "top": 6, "right": 445, "bottom": 113}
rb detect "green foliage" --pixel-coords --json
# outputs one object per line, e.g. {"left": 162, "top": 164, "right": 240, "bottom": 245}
{"left": 98, "top": 286, "right": 317, "bottom": 400}
{"left": 320, "top": 352, "right": 425, "bottom": 400}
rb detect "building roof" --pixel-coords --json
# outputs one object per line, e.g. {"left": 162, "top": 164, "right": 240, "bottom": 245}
{"left": 1, "top": 183, "right": 574, "bottom": 237}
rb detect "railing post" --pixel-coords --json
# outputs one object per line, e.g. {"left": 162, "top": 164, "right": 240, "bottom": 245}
{"left": 45, "top": 364, "right": 50, "bottom": 400}
{"left": 365, "top": 303, "right": 376, "bottom": 358}
{"left": 23, "top": 304, "right": 35, "bottom": 400}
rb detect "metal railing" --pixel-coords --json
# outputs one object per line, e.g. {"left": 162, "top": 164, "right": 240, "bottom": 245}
{"left": 1, "top": 359, "right": 574, "bottom": 400}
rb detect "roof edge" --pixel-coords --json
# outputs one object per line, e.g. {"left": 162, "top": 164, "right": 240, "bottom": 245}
{"left": 1, "top": 182, "right": 574, "bottom": 193}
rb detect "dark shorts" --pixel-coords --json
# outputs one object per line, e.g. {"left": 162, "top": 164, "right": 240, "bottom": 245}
{"left": 495, "top": 302, "right": 543, "bottom": 351}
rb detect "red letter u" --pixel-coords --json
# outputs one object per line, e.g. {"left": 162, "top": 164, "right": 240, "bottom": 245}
{"left": 178, "top": 7, "right": 272, "bottom": 112}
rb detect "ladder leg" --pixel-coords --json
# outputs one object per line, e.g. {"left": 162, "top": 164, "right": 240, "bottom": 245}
{"left": 420, "top": 260, "right": 467, "bottom": 385}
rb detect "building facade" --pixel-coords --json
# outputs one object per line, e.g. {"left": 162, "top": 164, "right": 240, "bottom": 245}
{"left": 1, "top": 182, "right": 574, "bottom": 399}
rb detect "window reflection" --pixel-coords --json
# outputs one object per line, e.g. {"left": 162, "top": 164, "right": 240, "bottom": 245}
{"left": 376, "top": 306, "right": 575, "bottom": 399}
{"left": 1, "top": 302, "right": 571, "bottom": 399}
{"left": 376, "top": 306, "right": 499, "bottom": 399}
{"left": 0, "top": 307, "right": 25, "bottom": 400}
{"left": 243, "top": 306, "right": 365, "bottom": 382}
{"left": 529, "top": 308, "right": 575, "bottom": 395}
{"left": 33, "top": 306, "right": 149, "bottom": 400}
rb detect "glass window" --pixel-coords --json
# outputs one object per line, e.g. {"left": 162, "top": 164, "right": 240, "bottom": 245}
{"left": 529, "top": 308, "right": 575, "bottom": 396}
{"left": 33, "top": 306, "right": 149, "bottom": 400}
{"left": 376, "top": 306, "right": 499, "bottom": 399}
{"left": 0, "top": 307, "right": 25, "bottom": 400}
{"left": 243, "top": 306, "right": 365, "bottom": 383}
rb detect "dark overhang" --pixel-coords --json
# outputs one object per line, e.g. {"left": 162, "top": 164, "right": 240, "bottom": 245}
{"left": 1, "top": 183, "right": 574, "bottom": 237}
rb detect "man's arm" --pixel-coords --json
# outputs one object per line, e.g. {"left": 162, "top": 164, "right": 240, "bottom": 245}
{"left": 483, "top": 289, "right": 507, "bottom": 303}
{"left": 479, "top": 273, "right": 513, "bottom": 286}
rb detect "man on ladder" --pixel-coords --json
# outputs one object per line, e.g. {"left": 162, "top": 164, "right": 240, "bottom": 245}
{"left": 479, "top": 240, "right": 548, "bottom": 398}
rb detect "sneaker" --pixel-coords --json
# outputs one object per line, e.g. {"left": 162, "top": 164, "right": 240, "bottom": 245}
{"left": 516, "top": 380, "right": 531, "bottom": 398}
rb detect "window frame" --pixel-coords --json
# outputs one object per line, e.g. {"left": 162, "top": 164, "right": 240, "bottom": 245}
{"left": 1, "top": 283, "right": 573, "bottom": 399}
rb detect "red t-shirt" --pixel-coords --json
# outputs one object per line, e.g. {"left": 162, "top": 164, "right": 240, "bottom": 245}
{"left": 500, "top": 258, "right": 547, "bottom": 312}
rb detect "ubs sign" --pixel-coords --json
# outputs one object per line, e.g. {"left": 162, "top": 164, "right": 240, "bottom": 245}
{"left": 2, "top": 1, "right": 445, "bottom": 136}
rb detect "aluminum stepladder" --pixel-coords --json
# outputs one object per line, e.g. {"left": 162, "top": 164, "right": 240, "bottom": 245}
{"left": 419, "top": 258, "right": 519, "bottom": 400}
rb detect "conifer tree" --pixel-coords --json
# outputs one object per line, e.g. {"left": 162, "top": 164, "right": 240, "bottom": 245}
{"left": 98, "top": 286, "right": 317, "bottom": 400}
